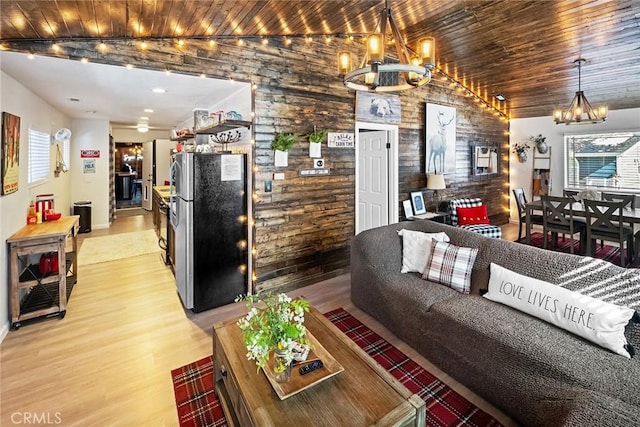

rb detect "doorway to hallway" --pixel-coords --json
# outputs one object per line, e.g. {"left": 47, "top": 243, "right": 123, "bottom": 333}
{"left": 115, "top": 142, "right": 143, "bottom": 210}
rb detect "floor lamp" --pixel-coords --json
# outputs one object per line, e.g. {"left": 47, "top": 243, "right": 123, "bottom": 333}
{"left": 426, "top": 174, "right": 446, "bottom": 212}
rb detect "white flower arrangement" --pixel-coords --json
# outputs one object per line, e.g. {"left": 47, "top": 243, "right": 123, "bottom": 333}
{"left": 236, "top": 292, "right": 311, "bottom": 370}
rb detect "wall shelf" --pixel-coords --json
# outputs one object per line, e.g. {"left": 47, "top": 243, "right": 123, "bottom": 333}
{"left": 195, "top": 120, "right": 251, "bottom": 135}
{"left": 170, "top": 133, "right": 194, "bottom": 142}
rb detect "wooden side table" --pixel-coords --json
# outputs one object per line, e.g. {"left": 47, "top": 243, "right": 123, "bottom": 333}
{"left": 7, "top": 216, "right": 79, "bottom": 329}
{"left": 406, "top": 211, "right": 450, "bottom": 224}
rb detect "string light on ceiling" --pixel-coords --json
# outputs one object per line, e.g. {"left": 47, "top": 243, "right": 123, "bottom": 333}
{"left": 9, "top": 30, "right": 507, "bottom": 120}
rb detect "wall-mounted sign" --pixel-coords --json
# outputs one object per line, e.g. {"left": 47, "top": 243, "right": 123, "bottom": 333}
{"left": 83, "top": 159, "right": 96, "bottom": 174}
{"left": 327, "top": 133, "right": 354, "bottom": 148}
{"left": 299, "top": 168, "right": 331, "bottom": 177}
{"left": 80, "top": 149, "right": 100, "bottom": 158}
{"left": 1, "top": 112, "right": 20, "bottom": 195}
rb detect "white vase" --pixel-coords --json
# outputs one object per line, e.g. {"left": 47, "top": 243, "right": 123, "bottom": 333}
{"left": 274, "top": 149, "right": 288, "bottom": 167}
{"left": 309, "top": 141, "right": 321, "bottom": 158}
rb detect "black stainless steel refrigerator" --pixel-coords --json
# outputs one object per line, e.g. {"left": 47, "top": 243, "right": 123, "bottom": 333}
{"left": 170, "top": 152, "right": 248, "bottom": 312}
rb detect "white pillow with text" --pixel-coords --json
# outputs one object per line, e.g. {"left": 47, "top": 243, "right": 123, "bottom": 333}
{"left": 484, "top": 263, "right": 636, "bottom": 358}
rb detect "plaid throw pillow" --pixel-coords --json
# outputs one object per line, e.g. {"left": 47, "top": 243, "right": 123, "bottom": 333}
{"left": 423, "top": 241, "right": 478, "bottom": 294}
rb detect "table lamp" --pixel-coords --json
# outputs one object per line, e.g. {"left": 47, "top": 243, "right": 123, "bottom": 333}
{"left": 426, "top": 174, "right": 446, "bottom": 212}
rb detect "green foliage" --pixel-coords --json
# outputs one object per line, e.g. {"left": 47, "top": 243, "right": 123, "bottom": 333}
{"left": 271, "top": 132, "right": 298, "bottom": 151}
{"left": 308, "top": 129, "right": 328, "bottom": 144}
{"left": 512, "top": 142, "right": 530, "bottom": 154}
{"left": 235, "top": 292, "right": 310, "bottom": 370}
{"left": 529, "top": 134, "right": 546, "bottom": 145}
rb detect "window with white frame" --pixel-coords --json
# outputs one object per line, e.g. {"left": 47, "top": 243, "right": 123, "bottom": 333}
{"left": 565, "top": 132, "right": 640, "bottom": 193}
{"left": 28, "top": 128, "right": 50, "bottom": 184}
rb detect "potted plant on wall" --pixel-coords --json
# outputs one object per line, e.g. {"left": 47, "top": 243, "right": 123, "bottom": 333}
{"left": 307, "top": 128, "right": 328, "bottom": 158}
{"left": 512, "top": 142, "right": 531, "bottom": 163}
{"left": 272, "top": 132, "right": 298, "bottom": 167}
{"left": 530, "top": 134, "right": 548, "bottom": 154}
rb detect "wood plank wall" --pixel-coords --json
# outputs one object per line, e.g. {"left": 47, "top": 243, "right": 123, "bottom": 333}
{"left": 6, "top": 38, "right": 509, "bottom": 294}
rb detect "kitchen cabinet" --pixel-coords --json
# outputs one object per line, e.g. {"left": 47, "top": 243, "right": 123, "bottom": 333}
{"left": 7, "top": 216, "right": 79, "bottom": 329}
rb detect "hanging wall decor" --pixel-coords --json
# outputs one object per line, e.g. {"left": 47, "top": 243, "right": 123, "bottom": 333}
{"left": 355, "top": 92, "right": 401, "bottom": 124}
{"left": 425, "top": 104, "right": 456, "bottom": 175}
{"left": 1, "top": 112, "right": 20, "bottom": 195}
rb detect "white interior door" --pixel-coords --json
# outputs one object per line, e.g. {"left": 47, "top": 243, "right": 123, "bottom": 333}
{"left": 358, "top": 130, "right": 389, "bottom": 233}
{"left": 142, "top": 141, "right": 153, "bottom": 210}
{"left": 355, "top": 122, "right": 399, "bottom": 235}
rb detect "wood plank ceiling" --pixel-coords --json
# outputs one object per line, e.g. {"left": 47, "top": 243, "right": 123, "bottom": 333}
{"left": 1, "top": 0, "right": 639, "bottom": 119}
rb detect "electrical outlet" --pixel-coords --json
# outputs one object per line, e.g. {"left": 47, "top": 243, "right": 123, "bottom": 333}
{"left": 265, "top": 180, "right": 272, "bottom": 192}
{"left": 273, "top": 173, "right": 285, "bottom": 180}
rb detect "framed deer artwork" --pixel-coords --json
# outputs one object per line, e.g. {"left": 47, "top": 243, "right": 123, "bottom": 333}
{"left": 425, "top": 103, "right": 456, "bottom": 175}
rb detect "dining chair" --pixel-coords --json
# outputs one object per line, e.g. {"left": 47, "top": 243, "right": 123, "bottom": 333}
{"left": 563, "top": 189, "right": 580, "bottom": 200}
{"left": 602, "top": 192, "right": 638, "bottom": 258}
{"left": 584, "top": 199, "right": 635, "bottom": 267}
{"left": 541, "top": 195, "right": 585, "bottom": 254}
{"left": 601, "top": 192, "right": 636, "bottom": 209}
{"left": 561, "top": 189, "right": 585, "bottom": 242}
{"left": 513, "top": 188, "right": 543, "bottom": 241}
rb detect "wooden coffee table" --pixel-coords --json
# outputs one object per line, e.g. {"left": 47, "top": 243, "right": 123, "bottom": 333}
{"left": 213, "top": 305, "right": 426, "bottom": 426}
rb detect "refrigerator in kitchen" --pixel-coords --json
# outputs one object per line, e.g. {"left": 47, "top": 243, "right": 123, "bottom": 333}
{"left": 170, "top": 152, "right": 248, "bottom": 312}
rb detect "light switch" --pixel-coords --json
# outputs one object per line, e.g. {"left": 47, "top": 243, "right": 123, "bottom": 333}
{"left": 265, "top": 180, "right": 272, "bottom": 192}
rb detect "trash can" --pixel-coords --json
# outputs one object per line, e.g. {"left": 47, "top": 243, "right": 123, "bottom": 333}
{"left": 73, "top": 201, "right": 92, "bottom": 233}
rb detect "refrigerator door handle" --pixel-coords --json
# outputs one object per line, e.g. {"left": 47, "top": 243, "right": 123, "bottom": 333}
{"left": 169, "top": 161, "right": 176, "bottom": 198}
{"left": 169, "top": 161, "right": 178, "bottom": 229}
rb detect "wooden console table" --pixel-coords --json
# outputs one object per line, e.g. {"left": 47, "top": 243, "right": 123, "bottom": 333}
{"left": 213, "top": 305, "right": 425, "bottom": 426}
{"left": 7, "top": 216, "right": 79, "bottom": 329}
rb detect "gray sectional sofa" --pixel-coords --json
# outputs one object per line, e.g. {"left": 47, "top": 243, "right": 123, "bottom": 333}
{"left": 350, "top": 220, "right": 640, "bottom": 426}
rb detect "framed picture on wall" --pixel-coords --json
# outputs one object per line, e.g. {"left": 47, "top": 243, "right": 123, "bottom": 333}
{"left": 425, "top": 103, "right": 456, "bottom": 175}
{"left": 355, "top": 92, "right": 402, "bottom": 124}
{"left": 1, "top": 112, "right": 20, "bottom": 195}
{"left": 410, "top": 191, "right": 427, "bottom": 215}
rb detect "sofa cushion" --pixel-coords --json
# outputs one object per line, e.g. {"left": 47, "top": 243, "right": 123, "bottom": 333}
{"left": 422, "top": 295, "right": 640, "bottom": 425}
{"left": 398, "top": 229, "right": 450, "bottom": 274}
{"left": 423, "top": 241, "right": 478, "bottom": 294}
{"left": 485, "top": 263, "right": 636, "bottom": 358}
{"left": 456, "top": 205, "right": 490, "bottom": 225}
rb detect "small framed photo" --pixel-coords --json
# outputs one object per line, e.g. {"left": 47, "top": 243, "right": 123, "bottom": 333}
{"left": 410, "top": 191, "right": 426, "bottom": 215}
{"left": 403, "top": 200, "right": 414, "bottom": 219}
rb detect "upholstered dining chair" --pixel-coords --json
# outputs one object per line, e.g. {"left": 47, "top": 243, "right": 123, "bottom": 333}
{"left": 541, "top": 195, "right": 586, "bottom": 254}
{"left": 584, "top": 199, "right": 635, "bottom": 267}
{"left": 513, "top": 188, "right": 543, "bottom": 241}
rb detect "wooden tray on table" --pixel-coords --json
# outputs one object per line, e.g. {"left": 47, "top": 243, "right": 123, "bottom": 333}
{"left": 261, "top": 331, "right": 344, "bottom": 400}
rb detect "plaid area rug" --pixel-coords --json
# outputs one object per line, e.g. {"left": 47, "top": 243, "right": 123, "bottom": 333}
{"left": 521, "top": 231, "right": 627, "bottom": 266}
{"left": 171, "top": 308, "right": 503, "bottom": 427}
{"left": 171, "top": 356, "right": 225, "bottom": 427}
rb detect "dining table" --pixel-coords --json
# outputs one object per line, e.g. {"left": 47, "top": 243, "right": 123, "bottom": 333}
{"left": 524, "top": 199, "right": 640, "bottom": 245}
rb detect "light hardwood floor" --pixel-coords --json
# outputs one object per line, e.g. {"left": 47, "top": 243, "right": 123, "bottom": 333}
{"left": 0, "top": 214, "right": 519, "bottom": 426}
